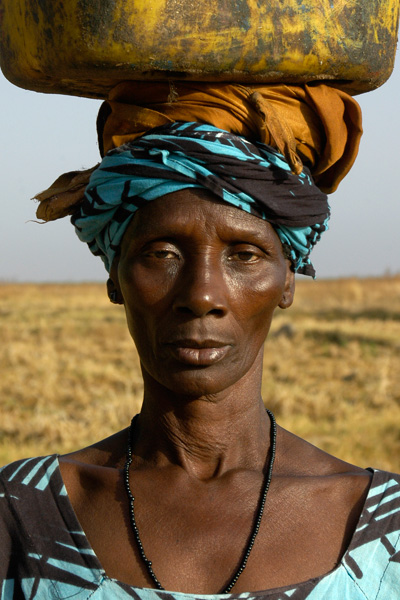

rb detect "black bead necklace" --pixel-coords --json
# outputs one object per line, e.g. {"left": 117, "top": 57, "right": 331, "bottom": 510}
{"left": 123, "top": 408, "right": 277, "bottom": 594}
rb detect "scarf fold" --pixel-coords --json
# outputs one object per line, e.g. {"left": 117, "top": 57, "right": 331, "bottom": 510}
{"left": 35, "top": 81, "right": 362, "bottom": 224}
{"left": 99, "top": 81, "right": 362, "bottom": 193}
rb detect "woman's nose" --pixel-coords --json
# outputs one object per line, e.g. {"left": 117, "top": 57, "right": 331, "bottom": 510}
{"left": 172, "top": 257, "right": 228, "bottom": 318}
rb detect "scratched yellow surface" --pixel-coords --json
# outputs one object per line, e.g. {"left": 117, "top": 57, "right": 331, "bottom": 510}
{"left": 0, "top": 0, "right": 399, "bottom": 97}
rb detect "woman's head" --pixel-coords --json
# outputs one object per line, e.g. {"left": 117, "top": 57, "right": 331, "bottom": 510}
{"left": 50, "top": 121, "right": 329, "bottom": 396}
{"left": 31, "top": 85, "right": 361, "bottom": 399}
{"left": 109, "top": 188, "right": 294, "bottom": 397}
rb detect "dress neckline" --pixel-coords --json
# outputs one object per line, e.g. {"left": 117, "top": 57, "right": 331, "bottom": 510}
{"left": 53, "top": 456, "right": 377, "bottom": 598}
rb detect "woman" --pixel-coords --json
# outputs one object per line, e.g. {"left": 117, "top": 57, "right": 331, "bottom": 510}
{"left": 1, "top": 85, "right": 399, "bottom": 599}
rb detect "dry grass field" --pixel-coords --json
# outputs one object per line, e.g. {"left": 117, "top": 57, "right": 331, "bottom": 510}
{"left": 1, "top": 276, "right": 399, "bottom": 471}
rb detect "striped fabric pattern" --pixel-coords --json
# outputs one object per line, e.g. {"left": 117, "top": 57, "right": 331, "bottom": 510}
{"left": 72, "top": 122, "right": 330, "bottom": 277}
{"left": 1, "top": 456, "right": 399, "bottom": 599}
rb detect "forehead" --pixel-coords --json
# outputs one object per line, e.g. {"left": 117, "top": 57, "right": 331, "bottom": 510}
{"left": 122, "top": 188, "right": 279, "bottom": 245}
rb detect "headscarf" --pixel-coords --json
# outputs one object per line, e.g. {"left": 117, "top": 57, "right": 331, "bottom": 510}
{"left": 35, "top": 82, "right": 361, "bottom": 224}
{"left": 34, "top": 81, "right": 362, "bottom": 278}
{"left": 98, "top": 81, "right": 362, "bottom": 193}
{"left": 72, "top": 121, "right": 329, "bottom": 278}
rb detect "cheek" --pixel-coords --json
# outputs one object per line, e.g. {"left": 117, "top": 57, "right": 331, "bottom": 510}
{"left": 230, "top": 267, "right": 286, "bottom": 324}
{"left": 232, "top": 272, "right": 287, "bottom": 364}
{"left": 120, "top": 261, "right": 176, "bottom": 310}
{"left": 118, "top": 261, "right": 178, "bottom": 354}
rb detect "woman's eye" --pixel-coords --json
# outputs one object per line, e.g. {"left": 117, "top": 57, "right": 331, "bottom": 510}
{"left": 236, "top": 251, "right": 259, "bottom": 262}
{"left": 144, "top": 247, "right": 179, "bottom": 260}
{"left": 154, "top": 250, "right": 175, "bottom": 258}
{"left": 230, "top": 247, "right": 263, "bottom": 262}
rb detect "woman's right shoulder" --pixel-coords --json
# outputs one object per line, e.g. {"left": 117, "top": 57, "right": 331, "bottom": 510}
{"left": 59, "top": 427, "right": 130, "bottom": 469}
{"left": 0, "top": 455, "right": 106, "bottom": 589}
{"left": 0, "top": 454, "right": 60, "bottom": 486}
{"left": 0, "top": 455, "right": 63, "bottom": 578}
{"left": 0, "top": 454, "right": 67, "bottom": 522}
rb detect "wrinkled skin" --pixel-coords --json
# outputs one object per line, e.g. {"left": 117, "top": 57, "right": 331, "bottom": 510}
{"left": 60, "top": 189, "right": 371, "bottom": 594}
{"left": 110, "top": 188, "right": 294, "bottom": 401}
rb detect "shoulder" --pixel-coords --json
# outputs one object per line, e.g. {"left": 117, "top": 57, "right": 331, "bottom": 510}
{"left": 275, "top": 426, "right": 373, "bottom": 502}
{"left": 60, "top": 427, "right": 129, "bottom": 469}
{"left": 274, "top": 431, "right": 400, "bottom": 598}
{"left": 54, "top": 430, "right": 128, "bottom": 517}
{"left": 0, "top": 454, "right": 68, "bottom": 537}
{"left": 0, "top": 455, "right": 64, "bottom": 529}
{"left": 0, "top": 454, "right": 61, "bottom": 493}
{"left": 0, "top": 455, "right": 63, "bottom": 578}
{"left": 275, "top": 428, "right": 400, "bottom": 508}
{"left": 273, "top": 428, "right": 374, "bottom": 549}
{"left": 341, "top": 469, "right": 400, "bottom": 598}
{"left": 0, "top": 456, "right": 105, "bottom": 589}
{"left": 357, "top": 468, "right": 400, "bottom": 533}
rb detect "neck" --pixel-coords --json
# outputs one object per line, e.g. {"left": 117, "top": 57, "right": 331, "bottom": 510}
{"left": 133, "top": 363, "right": 272, "bottom": 480}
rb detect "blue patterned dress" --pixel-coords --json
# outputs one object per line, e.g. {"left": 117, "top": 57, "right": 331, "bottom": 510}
{"left": 1, "top": 455, "right": 399, "bottom": 599}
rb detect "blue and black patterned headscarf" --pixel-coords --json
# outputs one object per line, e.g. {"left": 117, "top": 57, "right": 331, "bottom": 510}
{"left": 72, "top": 121, "right": 330, "bottom": 277}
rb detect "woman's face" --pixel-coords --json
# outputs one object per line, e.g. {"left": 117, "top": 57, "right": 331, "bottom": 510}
{"left": 112, "top": 189, "right": 294, "bottom": 397}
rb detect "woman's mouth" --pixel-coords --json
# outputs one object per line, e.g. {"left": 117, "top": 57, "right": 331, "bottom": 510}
{"left": 166, "top": 340, "right": 231, "bottom": 366}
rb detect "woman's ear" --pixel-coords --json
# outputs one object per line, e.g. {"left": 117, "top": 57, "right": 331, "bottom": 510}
{"left": 278, "top": 264, "right": 295, "bottom": 309}
{"left": 107, "top": 257, "right": 124, "bottom": 305}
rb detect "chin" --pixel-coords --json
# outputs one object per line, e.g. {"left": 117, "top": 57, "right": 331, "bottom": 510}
{"left": 142, "top": 352, "right": 262, "bottom": 400}
{"left": 161, "top": 369, "right": 238, "bottom": 398}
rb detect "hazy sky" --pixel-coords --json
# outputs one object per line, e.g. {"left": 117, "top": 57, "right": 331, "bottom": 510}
{"left": 1, "top": 59, "right": 399, "bottom": 282}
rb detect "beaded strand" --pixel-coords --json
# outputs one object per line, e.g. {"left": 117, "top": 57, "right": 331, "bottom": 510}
{"left": 124, "top": 422, "right": 163, "bottom": 590}
{"left": 123, "top": 408, "right": 277, "bottom": 594}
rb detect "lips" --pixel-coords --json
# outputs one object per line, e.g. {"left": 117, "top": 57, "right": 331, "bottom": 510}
{"left": 167, "top": 338, "right": 228, "bottom": 348}
{"left": 165, "top": 338, "right": 232, "bottom": 366}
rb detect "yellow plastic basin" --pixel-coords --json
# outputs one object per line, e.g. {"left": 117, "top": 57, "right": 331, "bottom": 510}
{"left": 0, "top": 0, "right": 399, "bottom": 98}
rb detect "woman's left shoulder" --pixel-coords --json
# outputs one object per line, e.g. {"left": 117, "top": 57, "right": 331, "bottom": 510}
{"left": 340, "top": 468, "right": 400, "bottom": 599}
{"left": 276, "top": 426, "right": 373, "bottom": 482}
{"left": 275, "top": 427, "right": 396, "bottom": 520}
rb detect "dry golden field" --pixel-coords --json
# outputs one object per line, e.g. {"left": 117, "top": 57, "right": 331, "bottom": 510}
{"left": 1, "top": 276, "right": 399, "bottom": 471}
